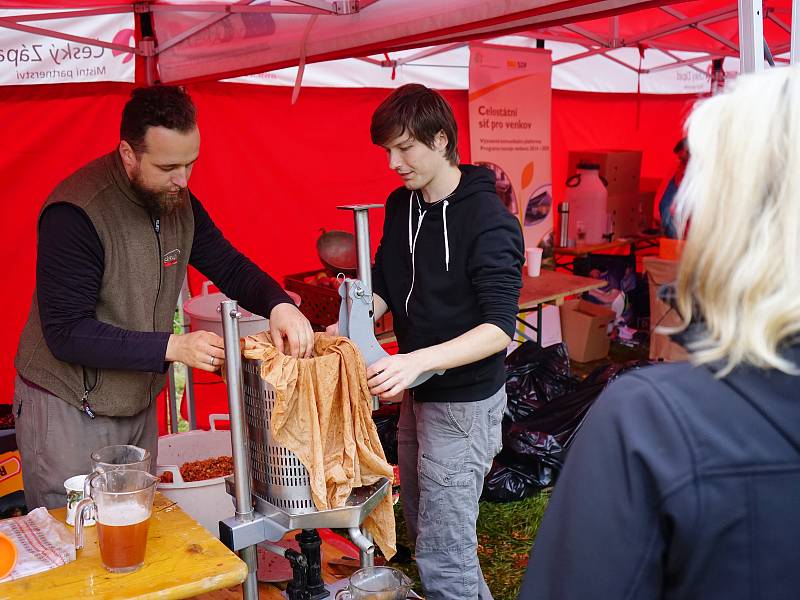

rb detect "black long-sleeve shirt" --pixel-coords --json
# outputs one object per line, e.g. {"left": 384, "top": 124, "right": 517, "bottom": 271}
{"left": 36, "top": 194, "right": 291, "bottom": 373}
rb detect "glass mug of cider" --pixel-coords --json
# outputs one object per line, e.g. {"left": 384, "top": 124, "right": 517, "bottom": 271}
{"left": 74, "top": 468, "right": 158, "bottom": 573}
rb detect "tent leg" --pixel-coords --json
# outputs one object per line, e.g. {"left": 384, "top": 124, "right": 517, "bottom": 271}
{"left": 738, "top": 0, "right": 764, "bottom": 73}
{"left": 792, "top": 0, "right": 800, "bottom": 64}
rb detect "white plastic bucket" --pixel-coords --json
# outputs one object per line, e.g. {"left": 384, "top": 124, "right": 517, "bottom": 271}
{"left": 183, "top": 281, "right": 301, "bottom": 338}
{"left": 156, "top": 414, "right": 234, "bottom": 537}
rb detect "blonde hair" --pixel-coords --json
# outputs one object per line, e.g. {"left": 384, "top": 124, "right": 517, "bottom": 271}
{"left": 671, "top": 66, "right": 800, "bottom": 375}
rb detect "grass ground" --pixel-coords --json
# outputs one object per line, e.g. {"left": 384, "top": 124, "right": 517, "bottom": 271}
{"left": 390, "top": 493, "right": 551, "bottom": 600}
{"left": 171, "top": 308, "right": 191, "bottom": 433}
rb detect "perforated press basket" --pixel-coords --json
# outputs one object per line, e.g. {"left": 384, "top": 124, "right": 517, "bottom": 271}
{"left": 242, "top": 358, "right": 316, "bottom": 514}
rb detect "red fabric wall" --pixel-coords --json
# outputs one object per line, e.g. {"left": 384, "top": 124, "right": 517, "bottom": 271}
{"left": 0, "top": 81, "right": 694, "bottom": 428}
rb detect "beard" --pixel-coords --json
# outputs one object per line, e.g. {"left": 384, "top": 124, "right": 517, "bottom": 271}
{"left": 130, "top": 168, "right": 190, "bottom": 217}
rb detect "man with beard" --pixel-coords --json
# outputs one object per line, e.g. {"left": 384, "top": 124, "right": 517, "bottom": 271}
{"left": 13, "top": 86, "right": 313, "bottom": 509}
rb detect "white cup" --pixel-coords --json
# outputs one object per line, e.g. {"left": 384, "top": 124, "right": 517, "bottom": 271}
{"left": 526, "top": 247, "right": 543, "bottom": 277}
{"left": 65, "top": 475, "right": 95, "bottom": 527}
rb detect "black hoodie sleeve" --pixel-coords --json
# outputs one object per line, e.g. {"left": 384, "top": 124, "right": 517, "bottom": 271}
{"left": 371, "top": 191, "right": 399, "bottom": 314}
{"left": 467, "top": 201, "right": 524, "bottom": 338}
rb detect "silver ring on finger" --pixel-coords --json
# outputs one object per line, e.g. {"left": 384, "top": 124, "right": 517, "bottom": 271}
{"left": 209, "top": 355, "right": 215, "bottom": 366}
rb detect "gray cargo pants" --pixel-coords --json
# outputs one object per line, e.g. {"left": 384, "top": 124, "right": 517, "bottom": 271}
{"left": 13, "top": 375, "right": 159, "bottom": 510}
{"left": 398, "top": 386, "right": 506, "bottom": 600}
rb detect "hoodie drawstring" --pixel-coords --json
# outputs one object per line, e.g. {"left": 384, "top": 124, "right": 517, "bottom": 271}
{"left": 408, "top": 190, "right": 414, "bottom": 255}
{"left": 406, "top": 191, "right": 425, "bottom": 314}
{"left": 443, "top": 200, "right": 450, "bottom": 272}
{"left": 405, "top": 190, "right": 454, "bottom": 313}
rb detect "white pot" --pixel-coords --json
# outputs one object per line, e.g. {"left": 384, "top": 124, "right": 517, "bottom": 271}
{"left": 183, "top": 281, "right": 301, "bottom": 338}
{"left": 156, "top": 414, "right": 235, "bottom": 537}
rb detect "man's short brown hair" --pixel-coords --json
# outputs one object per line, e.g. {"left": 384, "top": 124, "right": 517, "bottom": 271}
{"left": 370, "top": 84, "right": 459, "bottom": 165}
{"left": 120, "top": 85, "right": 197, "bottom": 154}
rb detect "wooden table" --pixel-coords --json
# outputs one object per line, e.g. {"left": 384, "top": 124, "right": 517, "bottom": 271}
{"left": 553, "top": 233, "right": 659, "bottom": 272}
{"left": 0, "top": 493, "right": 247, "bottom": 600}
{"left": 517, "top": 269, "right": 605, "bottom": 346}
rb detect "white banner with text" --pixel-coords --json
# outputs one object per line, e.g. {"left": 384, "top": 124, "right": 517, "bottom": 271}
{"left": 468, "top": 43, "right": 553, "bottom": 249}
{"left": 0, "top": 9, "right": 134, "bottom": 86}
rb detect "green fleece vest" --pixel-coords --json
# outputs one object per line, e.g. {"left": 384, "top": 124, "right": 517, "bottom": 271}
{"left": 15, "top": 151, "right": 194, "bottom": 417}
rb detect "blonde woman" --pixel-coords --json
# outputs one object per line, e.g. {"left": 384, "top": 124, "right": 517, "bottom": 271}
{"left": 518, "top": 66, "right": 800, "bottom": 599}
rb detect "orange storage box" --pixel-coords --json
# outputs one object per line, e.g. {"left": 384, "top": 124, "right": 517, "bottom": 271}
{"left": 658, "top": 237, "right": 684, "bottom": 260}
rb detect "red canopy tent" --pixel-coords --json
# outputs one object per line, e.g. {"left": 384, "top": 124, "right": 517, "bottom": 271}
{"left": 0, "top": 0, "right": 792, "bottom": 429}
{"left": 0, "top": 0, "right": 792, "bottom": 85}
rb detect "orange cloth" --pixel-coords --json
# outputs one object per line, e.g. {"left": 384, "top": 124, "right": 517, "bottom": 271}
{"left": 243, "top": 332, "right": 396, "bottom": 559}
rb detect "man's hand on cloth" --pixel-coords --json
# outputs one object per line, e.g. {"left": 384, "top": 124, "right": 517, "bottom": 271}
{"left": 166, "top": 330, "right": 226, "bottom": 372}
{"left": 269, "top": 302, "right": 314, "bottom": 358}
{"left": 367, "top": 352, "right": 425, "bottom": 400}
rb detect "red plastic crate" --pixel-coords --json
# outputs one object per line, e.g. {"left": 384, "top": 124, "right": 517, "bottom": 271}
{"left": 284, "top": 270, "right": 393, "bottom": 334}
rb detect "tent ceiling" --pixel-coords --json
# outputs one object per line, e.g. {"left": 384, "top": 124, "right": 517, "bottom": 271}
{"left": 531, "top": 0, "right": 791, "bottom": 65}
{"left": 0, "top": 0, "right": 792, "bottom": 84}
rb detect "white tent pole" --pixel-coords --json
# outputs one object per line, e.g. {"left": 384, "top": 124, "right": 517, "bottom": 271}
{"left": 562, "top": 23, "right": 609, "bottom": 46}
{"left": 646, "top": 40, "right": 737, "bottom": 55}
{"left": 394, "top": 43, "right": 468, "bottom": 66}
{"left": 0, "top": 16, "right": 137, "bottom": 54}
{"left": 646, "top": 53, "right": 723, "bottom": 73}
{"left": 626, "top": 7, "right": 738, "bottom": 44}
{"left": 660, "top": 6, "right": 739, "bottom": 51}
{"left": 549, "top": 44, "right": 640, "bottom": 73}
{"left": 792, "top": 0, "right": 800, "bottom": 63}
{"left": 4, "top": 6, "right": 129, "bottom": 23}
{"left": 767, "top": 12, "right": 791, "bottom": 33}
{"left": 516, "top": 29, "right": 732, "bottom": 56}
{"left": 552, "top": 45, "right": 611, "bottom": 65}
{"left": 651, "top": 49, "right": 713, "bottom": 77}
{"left": 600, "top": 52, "right": 641, "bottom": 73}
{"left": 150, "top": 1, "right": 333, "bottom": 12}
{"left": 739, "top": 0, "right": 764, "bottom": 73}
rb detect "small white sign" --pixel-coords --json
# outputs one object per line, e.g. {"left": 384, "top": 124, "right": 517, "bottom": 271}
{"left": 0, "top": 9, "right": 135, "bottom": 86}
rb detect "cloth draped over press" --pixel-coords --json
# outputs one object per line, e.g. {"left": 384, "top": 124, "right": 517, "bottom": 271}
{"left": 242, "top": 332, "right": 396, "bottom": 559}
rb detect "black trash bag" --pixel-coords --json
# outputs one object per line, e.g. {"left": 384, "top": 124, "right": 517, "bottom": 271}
{"left": 509, "top": 385, "right": 599, "bottom": 450}
{"left": 482, "top": 359, "right": 656, "bottom": 502}
{"left": 579, "top": 359, "right": 653, "bottom": 388}
{"left": 514, "top": 359, "right": 653, "bottom": 450}
{"left": 373, "top": 403, "right": 400, "bottom": 465}
{"left": 506, "top": 427, "right": 564, "bottom": 473}
{"left": 481, "top": 427, "right": 565, "bottom": 502}
{"left": 482, "top": 458, "right": 556, "bottom": 502}
{"left": 504, "top": 342, "right": 577, "bottom": 422}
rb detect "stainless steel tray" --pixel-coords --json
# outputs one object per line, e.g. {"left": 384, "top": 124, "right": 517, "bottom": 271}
{"left": 225, "top": 475, "right": 390, "bottom": 536}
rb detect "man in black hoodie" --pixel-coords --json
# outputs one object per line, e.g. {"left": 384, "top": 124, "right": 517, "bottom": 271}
{"left": 367, "top": 84, "right": 524, "bottom": 599}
